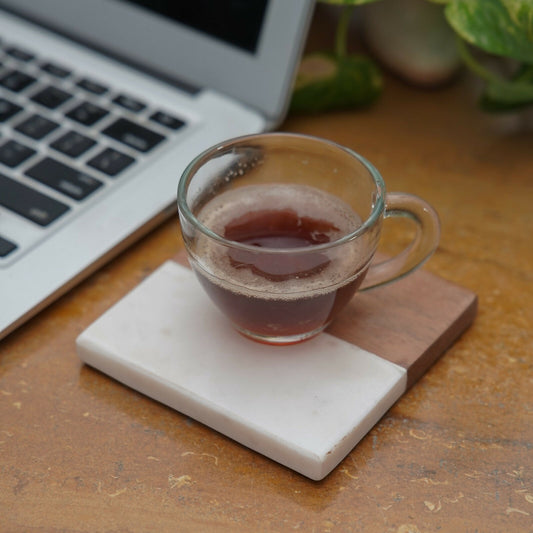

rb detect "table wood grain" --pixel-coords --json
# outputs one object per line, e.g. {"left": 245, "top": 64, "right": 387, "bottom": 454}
{"left": 1, "top": 11, "right": 532, "bottom": 532}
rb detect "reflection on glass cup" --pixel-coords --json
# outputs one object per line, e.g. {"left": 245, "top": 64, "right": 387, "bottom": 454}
{"left": 178, "top": 133, "right": 440, "bottom": 345}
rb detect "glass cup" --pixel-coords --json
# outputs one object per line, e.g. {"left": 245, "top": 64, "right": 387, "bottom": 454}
{"left": 177, "top": 133, "right": 440, "bottom": 345}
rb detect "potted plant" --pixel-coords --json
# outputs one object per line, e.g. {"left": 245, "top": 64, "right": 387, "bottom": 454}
{"left": 291, "top": 0, "right": 533, "bottom": 119}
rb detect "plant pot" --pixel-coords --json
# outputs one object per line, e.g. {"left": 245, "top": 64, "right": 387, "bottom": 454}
{"left": 362, "top": 0, "right": 461, "bottom": 88}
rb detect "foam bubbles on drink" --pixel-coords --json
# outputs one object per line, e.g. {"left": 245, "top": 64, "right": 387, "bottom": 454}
{"left": 194, "top": 184, "right": 368, "bottom": 299}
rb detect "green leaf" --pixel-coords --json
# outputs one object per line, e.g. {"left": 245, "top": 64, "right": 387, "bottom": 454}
{"left": 290, "top": 53, "right": 382, "bottom": 113}
{"left": 481, "top": 64, "right": 533, "bottom": 111}
{"left": 504, "top": 0, "right": 533, "bottom": 38}
{"left": 318, "top": 0, "right": 382, "bottom": 5}
{"left": 445, "top": 0, "right": 533, "bottom": 63}
{"left": 456, "top": 38, "right": 533, "bottom": 111}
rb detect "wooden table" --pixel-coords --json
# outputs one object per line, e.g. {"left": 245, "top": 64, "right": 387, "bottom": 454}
{"left": 2, "top": 13, "right": 532, "bottom": 532}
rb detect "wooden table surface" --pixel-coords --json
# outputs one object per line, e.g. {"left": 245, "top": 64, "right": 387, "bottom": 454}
{"left": 2, "top": 12, "right": 532, "bottom": 533}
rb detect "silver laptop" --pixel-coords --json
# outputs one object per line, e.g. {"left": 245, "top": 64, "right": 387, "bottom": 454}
{"left": 0, "top": 0, "right": 314, "bottom": 340}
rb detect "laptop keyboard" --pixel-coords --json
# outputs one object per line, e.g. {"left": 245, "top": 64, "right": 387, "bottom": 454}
{"left": 0, "top": 41, "right": 187, "bottom": 262}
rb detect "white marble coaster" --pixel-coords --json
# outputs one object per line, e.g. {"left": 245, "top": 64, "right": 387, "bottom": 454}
{"left": 76, "top": 261, "right": 407, "bottom": 480}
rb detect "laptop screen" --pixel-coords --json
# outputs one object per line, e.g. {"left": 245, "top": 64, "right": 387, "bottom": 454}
{"left": 121, "top": 1, "right": 269, "bottom": 53}
{"left": 0, "top": 0, "right": 313, "bottom": 123}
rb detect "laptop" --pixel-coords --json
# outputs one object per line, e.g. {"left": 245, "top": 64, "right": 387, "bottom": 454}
{"left": 0, "top": 0, "right": 315, "bottom": 340}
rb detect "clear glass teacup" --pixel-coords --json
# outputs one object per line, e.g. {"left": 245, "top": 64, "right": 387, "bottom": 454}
{"left": 178, "top": 133, "right": 440, "bottom": 345}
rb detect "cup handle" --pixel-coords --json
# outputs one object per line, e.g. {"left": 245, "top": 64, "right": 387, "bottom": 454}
{"left": 360, "top": 192, "right": 441, "bottom": 291}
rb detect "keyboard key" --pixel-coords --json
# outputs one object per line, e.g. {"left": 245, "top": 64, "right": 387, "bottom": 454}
{"left": 87, "top": 147, "right": 135, "bottom": 176}
{"left": 31, "top": 85, "right": 73, "bottom": 109}
{"left": 0, "top": 69, "right": 36, "bottom": 92}
{"left": 150, "top": 111, "right": 186, "bottom": 131}
{"left": 0, "top": 139, "right": 36, "bottom": 168}
{"left": 40, "top": 61, "right": 71, "bottom": 79}
{"left": 66, "top": 101, "right": 109, "bottom": 126}
{"left": 113, "top": 94, "right": 146, "bottom": 113}
{"left": 0, "top": 172, "right": 70, "bottom": 226}
{"left": 25, "top": 157, "right": 103, "bottom": 201}
{"left": 50, "top": 130, "right": 96, "bottom": 158}
{"left": 15, "top": 114, "right": 59, "bottom": 140}
{"left": 102, "top": 118, "right": 165, "bottom": 152}
{"left": 0, "top": 97, "right": 23, "bottom": 122}
{"left": 5, "top": 46, "right": 35, "bottom": 62}
{"left": 0, "top": 235, "right": 18, "bottom": 257}
{"left": 76, "top": 78, "right": 108, "bottom": 95}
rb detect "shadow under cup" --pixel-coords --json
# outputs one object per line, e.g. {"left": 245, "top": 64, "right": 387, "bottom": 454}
{"left": 178, "top": 133, "right": 439, "bottom": 345}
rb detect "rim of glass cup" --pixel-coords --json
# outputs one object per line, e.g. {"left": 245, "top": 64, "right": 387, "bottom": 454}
{"left": 177, "top": 133, "right": 386, "bottom": 254}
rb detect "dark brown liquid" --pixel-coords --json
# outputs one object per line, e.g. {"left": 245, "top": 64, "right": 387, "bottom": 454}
{"left": 224, "top": 208, "right": 335, "bottom": 282}
{"left": 194, "top": 185, "right": 366, "bottom": 343}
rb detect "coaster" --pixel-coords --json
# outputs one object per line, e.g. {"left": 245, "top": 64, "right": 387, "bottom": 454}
{"left": 76, "top": 261, "right": 407, "bottom": 480}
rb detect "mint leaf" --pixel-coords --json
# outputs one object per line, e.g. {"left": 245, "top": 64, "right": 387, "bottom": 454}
{"left": 445, "top": 0, "right": 533, "bottom": 63}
